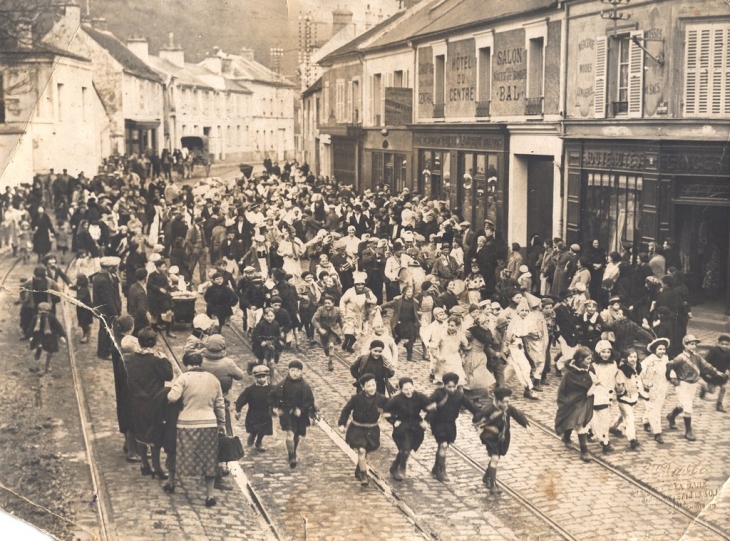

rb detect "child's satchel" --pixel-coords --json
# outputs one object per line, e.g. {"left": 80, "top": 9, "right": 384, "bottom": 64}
{"left": 218, "top": 434, "right": 244, "bottom": 462}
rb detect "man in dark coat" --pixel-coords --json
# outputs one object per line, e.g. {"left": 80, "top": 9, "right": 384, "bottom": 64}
{"left": 93, "top": 257, "right": 123, "bottom": 359}
{"left": 31, "top": 206, "right": 55, "bottom": 262}
{"left": 127, "top": 268, "right": 150, "bottom": 335}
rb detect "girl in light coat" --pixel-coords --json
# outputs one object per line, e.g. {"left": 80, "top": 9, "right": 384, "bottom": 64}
{"left": 504, "top": 301, "right": 539, "bottom": 400}
{"left": 640, "top": 338, "right": 672, "bottom": 444}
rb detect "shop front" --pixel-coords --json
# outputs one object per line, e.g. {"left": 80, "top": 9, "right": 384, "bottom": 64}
{"left": 125, "top": 119, "right": 160, "bottom": 156}
{"left": 565, "top": 139, "right": 730, "bottom": 310}
{"left": 362, "top": 128, "right": 413, "bottom": 193}
{"left": 320, "top": 125, "right": 362, "bottom": 189}
{"left": 412, "top": 125, "right": 508, "bottom": 234}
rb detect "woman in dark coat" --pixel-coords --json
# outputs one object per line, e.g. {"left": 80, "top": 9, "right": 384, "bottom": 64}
{"left": 204, "top": 272, "right": 239, "bottom": 333}
{"left": 124, "top": 327, "right": 174, "bottom": 478}
{"left": 75, "top": 220, "right": 100, "bottom": 257}
{"left": 113, "top": 315, "right": 140, "bottom": 462}
{"left": 31, "top": 206, "right": 54, "bottom": 261}
{"left": 384, "top": 377, "right": 431, "bottom": 481}
{"left": 584, "top": 239, "right": 607, "bottom": 302}
{"left": 555, "top": 346, "right": 594, "bottom": 462}
{"left": 338, "top": 373, "right": 389, "bottom": 487}
{"left": 388, "top": 284, "right": 420, "bottom": 362}
{"left": 525, "top": 235, "right": 544, "bottom": 294}
{"left": 146, "top": 260, "right": 175, "bottom": 337}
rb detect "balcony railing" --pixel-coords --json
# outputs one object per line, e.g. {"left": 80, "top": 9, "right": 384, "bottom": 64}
{"left": 612, "top": 101, "right": 629, "bottom": 116}
{"left": 525, "top": 97, "right": 544, "bottom": 116}
{"left": 476, "top": 100, "right": 491, "bottom": 117}
{"left": 433, "top": 103, "right": 445, "bottom": 118}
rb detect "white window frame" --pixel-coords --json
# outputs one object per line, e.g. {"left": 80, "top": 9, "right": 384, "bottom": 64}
{"left": 525, "top": 19, "right": 548, "bottom": 101}
{"left": 336, "top": 78, "right": 345, "bottom": 122}
{"left": 475, "top": 30, "right": 494, "bottom": 106}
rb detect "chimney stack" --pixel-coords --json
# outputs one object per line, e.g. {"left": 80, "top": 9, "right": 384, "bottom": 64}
{"left": 160, "top": 31, "right": 185, "bottom": 68}
{"left": 126, "top": 36, "right": 149, "bottom": 64}
{"left": 17, "top": 19, "right": 33, "bottom": 49}
{"left": 204, "top": 48, "right": 222, "bottom": 74}
{"left": 365, "top": 5, "right": 373, "bottom": 30}
{"left": 240, "top": 47, "right": 255, "bottom": 60}
{"left": 89, "top": 17, "right": 108, "bottom": 32}
{"left": 332, "top": 7, "right": 353, "bottom": 38}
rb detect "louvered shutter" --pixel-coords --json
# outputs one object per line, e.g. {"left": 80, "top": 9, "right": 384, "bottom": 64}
{"left": 711, "top": 26, "right": 725, "bottom": 115}
{"left": 725, "top": 27, "right": 730, "bottom": 114}
{"left": 369, "top": 76, "right": 375, "bottom": 125}
{"left": 347, "top": 80, "right": 353, "bottom": 122}
{"left": 627, "top": 30, "right": 644, "bottom": 118}
{"left": 594, "top": 36, "right": 608, "bottom": 118}
{"left": 685, "top": 27, "right": 700, "bottom": 115}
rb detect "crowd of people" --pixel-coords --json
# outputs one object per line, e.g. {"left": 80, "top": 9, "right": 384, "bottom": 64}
{"left": 4, "top": 153, "right": 729, "bottom": 504}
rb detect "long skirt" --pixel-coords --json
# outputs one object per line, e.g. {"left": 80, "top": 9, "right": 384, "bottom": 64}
{"left": 176, "top": 426, "right": 219, "bottom": 478}
{"left": 463, "top": 346, "right": 495, "bottom": 393}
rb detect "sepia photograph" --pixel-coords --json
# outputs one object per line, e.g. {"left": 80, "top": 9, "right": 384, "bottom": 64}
{"left": 0, "top": 0, "right": 728, "bottom": 539}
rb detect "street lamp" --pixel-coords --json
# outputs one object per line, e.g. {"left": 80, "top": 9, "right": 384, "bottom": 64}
{"left": 599, "top": 0, "right": 631, "bottom": 36}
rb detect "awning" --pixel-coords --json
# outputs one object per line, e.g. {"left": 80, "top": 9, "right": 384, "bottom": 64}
{"left": 125, "top": 119, "right": 160, "bottom": 130}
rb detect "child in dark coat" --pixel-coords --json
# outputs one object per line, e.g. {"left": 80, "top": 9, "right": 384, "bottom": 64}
{"left": 74, "top": 274, "right": 94, "bottom": 344}
{"left": 702, "top": 334, "right": 730, "bottom": 412}
{"left": 18, "top": 278, "right": 34, "bottom": 340}
{"left": 235, "top": 365, "right": 273, "bottom": 451}
{"left": 29, "top": 302, "right": 67, "bottom": 373}
{"left": 204, "top": 272, "right": 239, "bottom": 333}
{"left": 251, "top": 308, "right": 282, "bottom": 374}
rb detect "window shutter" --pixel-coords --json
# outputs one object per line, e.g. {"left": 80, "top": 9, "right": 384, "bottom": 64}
{"left": 627, "top": 30, "right": 644, "bottom": 118}
{"left": 711, "top": 26, "right": 725, "bottom": 114}
{"left": 369, "top": 76, "right": 375, "bottom": 125}
{"left": 685, "top": 27, "right": 700, "bottom": 115}
{"left": 347, "top": 80, "right": 353, "bottom": 122}
{"left": 594, "top": 36, "right": 608, "bottom": 118}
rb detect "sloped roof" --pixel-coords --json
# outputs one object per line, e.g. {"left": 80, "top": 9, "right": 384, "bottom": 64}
{"left": 82, "top": 25, "right": 163, "bottom": 83}
{"left": 217, "top": 52, "right": 295, "bottom": 88}
{"left": 146, "top": 55, "right": 214, "bottom": 88}
{"left": 318, "top": 10, "right": 406, "bottom": 65}
{"left": 302, "top": 76, "right": 322, "bottom": 99}
{"left": 0, "top": 42, "right": 89, "bottom": 62}
{"left": 412, "top": 0, "right": 557, "bottom": 39}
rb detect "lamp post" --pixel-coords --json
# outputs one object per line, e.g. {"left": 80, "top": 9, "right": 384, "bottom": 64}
{"left": 599, "top": 0, "right": 631, "bottom": 37}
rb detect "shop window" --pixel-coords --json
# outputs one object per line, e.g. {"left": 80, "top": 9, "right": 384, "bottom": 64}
{"left": 685, "top": 23, "right": 730, "bottom": 117}
{"left": 372, "top": 153, "right": 384, "bottom": 188}
{"left": 581, "top": 172, "right": 643, "bottom": 253}
{"left": 351, "top": 79, "right": 360, "bottom": 123}
{"left": 419, "top": 149, "right": 450, "bottom": 199}
{"left": 615, "top": 35, "right": 630, "bottom": 115}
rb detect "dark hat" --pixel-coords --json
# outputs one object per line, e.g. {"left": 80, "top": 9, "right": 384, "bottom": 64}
{"left": 369, "top": 339, "right": 385, "bottom": 350}
{"left": 270, "top": 296, "right": 283, "bottom": 304}
{"left": 252, "top": 365, "right": 269, "bottom": 376}
{"left": 608, "top": 295, "right": 622, "bottom": 304}
{"left": 718, "top": 334, "right": 730, "bottom": 343}
{"left": 211, "top": 272, "right": 223, "bottom": 280}
{"left": 493, "top": 387, "right": 513, "bottom": 400}
{"left": 442, "top": 372, "right": 460, "bottom": 385}
{"left": 646, "top": 337, "right": 670, "bottom": 354}
{"left": 398, "top": 377, "right": 414, "bottom": 389}
{"left": 421, "top": 280, "right": 433, "bottom": 291}
{"left": 541, "top": 297, "right": 555, "bottom": 306}
{"left": 288, "top": 360, "right": 303, "bottom": 370}
{"left": 511, "top": 242, "right": 521, "bottom": 251}
{"left": 468, "top": 303, "right": 480, "bottom": 313}
{"left": 33, "top": 266, "right": 47, "bottom": 278}
{"left": 359, "top": 373, "right": 376, "bottom": 386}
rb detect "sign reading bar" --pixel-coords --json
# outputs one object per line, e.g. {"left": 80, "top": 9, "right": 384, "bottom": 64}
{"left": 413, "top": 133, "right": 503, "bottom": 150}
{"left": 385, "top": 87, "right": 413, "bottom": 126}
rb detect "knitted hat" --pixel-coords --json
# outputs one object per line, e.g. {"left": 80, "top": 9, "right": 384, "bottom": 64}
{"left": 288, "top": 360, "right": 303, "bottom": 370}
{"left": 398, "top": 377, "right": 413, "bottom": 389}
{"left": 370, "top": 340, "right": 385, "bottom": 350}
{"left": 359, "top": 373, "right": 376, "bottom": 386}
{"left": 595, "top": 340, "right": 613, "bottom": 353}
{"left": 442, "top": 372, "right": 460, "bottom": 385}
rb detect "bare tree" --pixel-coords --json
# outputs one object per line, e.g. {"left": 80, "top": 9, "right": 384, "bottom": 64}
{"left": 0, "top": 0, "right": 64, "bottom": 49}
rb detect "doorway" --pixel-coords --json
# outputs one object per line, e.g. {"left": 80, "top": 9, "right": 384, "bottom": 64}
{"left": 526, "top": 156, "right": 554, "bottom": 241}
{"left": 674, "top": 204, "right": 729, "bottom": 301}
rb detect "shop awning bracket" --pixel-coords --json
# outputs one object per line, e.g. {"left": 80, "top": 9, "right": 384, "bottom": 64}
{"left": 630, "top": 35, "right": 665, "bottom": 66}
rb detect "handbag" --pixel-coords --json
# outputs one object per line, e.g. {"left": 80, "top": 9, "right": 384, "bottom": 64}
{"left": 217, "top": 434, "right": 244, "bottom": 462}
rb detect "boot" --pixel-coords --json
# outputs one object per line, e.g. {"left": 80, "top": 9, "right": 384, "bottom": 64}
{"left": 354, "top": 465, "right": 362, "bottom": 480}
{"left": 609, "top": 426, "right": 624, "bottom": 437}
{"left": 561, "top": 429, "right": 573, "bottom": 447}
{"left": 699, "top": 386, "right": 707, "bottom": 400}
{"left": 643, "top": 422, "right": 651, "bottom": 432}
{"left": 555, "top": 368, "right": 562, "bottom": 378}
{"left": 629, "top": 439, "right": 640, "bottom": 450}
{"left": 717, "top": 402, "right": 727, "bottom": 413}
{"left": 532, "top": 378, "right": 543, "bottom": 392}
{"left": 436, "top": 454, "right": 449, "bottom": 482}
{"left": 345, "top": 335, "right": 356, "bottom": 353}
{"left": 667, "top": 407, "right": 683, "bottom": 430}
{"left": 327, "top": 359, "right": 334, "bottom": 372}
{"left": 578, "top": 434, "right": 591, "bottom": 462}
{"left": 247, "top": 434, "right": 256, "bottom": 447}
{"left": 601, "top": 442, "right": 614, "bottom": 454}
{"left": 654, "top": 433, "right": 665, "bottom": 444}
{"left": 390, "top": 454, "right": 401, "bottom": 480}
{"left": 717, "top": 388, "right": 727, "bottom": 412}
{"left": 431, "top": 456, "right": 440, "bottom": 480}
{"left": 286, "top": 440, "right": 297, "bottom": 468}
{"left": 683, "top": 417, "right": 696, "bottom": 442}
{"left": 523, "top": 387, "right": 539, "bottom": 400}
{"left": 398, "top": 453, "right": 408, "bottom": 480}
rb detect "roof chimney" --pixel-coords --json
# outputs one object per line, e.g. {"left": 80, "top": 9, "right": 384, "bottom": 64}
{"left": 127, "top": 36, "right": 149, "bottom": 64}
{"left": 240, "top": 47, "right": 255, "bottom": 60}
{"left": 89, "top": 17, "right": 108, "bottom": 32}
{"left": 17, "top": 19, "right": 33, "bottom": 49}
{"left": 365, "top": 5, "right": 373, "bottom": 30}
{"left": 160, "top": 31, "right": 185, "bottom": 68}
{"left": 204, "top": 48, "right": 222, "bottom": 73}
{"left": 43, "top": 3, "right": 81, "bottom": 50}
{"left": 332, "top": 7, "right": 353, "bottom": 37}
